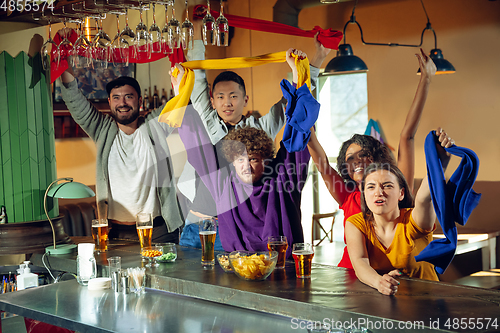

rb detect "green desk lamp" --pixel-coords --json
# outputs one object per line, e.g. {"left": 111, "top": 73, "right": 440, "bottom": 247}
{"left": 44, "top": 177, "right": 95, "bottom": 254}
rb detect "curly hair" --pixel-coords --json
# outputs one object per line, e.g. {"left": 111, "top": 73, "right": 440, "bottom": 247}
{"left": 360, "top": 163, "right": 414, "bottom": 223}
{"left": 337, "top": 134, "right": 395, "bottom": 184}
{"left": 221, "top": 127, "right": 275, "bottom": 163}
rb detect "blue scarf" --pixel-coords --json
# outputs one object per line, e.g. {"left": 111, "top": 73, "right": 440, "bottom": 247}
{"left": 415, "top": 131, "right": 481, "bottom": 274}
{"left": 280, "top": 79, "right": 320, "bottom": 152}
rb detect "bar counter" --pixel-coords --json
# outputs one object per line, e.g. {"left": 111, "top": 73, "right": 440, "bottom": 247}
{"left": 1, "top": 238, "right": 499, "bottom": 333}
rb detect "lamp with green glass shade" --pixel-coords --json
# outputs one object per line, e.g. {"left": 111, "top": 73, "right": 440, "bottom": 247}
{"left": 44, "top": 177, "right": 95, "bottom": 255}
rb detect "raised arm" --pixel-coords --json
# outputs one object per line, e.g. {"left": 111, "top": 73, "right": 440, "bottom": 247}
{"left": 307, "top": 129, "right": 350, "bottom": 205}
{"left": 309, "top": 32, "right": 331, "bottom": 69}
{"left": 412, "top": 128, "right": 454, "bottom": 231}
{"left": 345, "top": 221, "right": 400, "bottom": 296}
{"left": 397, "top": 49, "right": 436, "bottom": 193}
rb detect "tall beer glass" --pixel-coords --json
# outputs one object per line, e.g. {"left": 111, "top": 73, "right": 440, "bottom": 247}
{"left": 267, "top": 236, "right": 288, "bottom": 269}
{"left": 91, "top": 218, "right": 109, "bottom": 252}
{"left": 199, "top": 218, "right": 217, "bottom": 266}
{"left": 136, "top": 213, "right": 153, "bottom": 249}
{"left": 292, "top": 243, "right": 314, "bottom": 278}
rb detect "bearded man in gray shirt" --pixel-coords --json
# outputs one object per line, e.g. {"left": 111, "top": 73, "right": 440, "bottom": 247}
{"left": 59, "top": 69, "right": 183, "bottom": 244}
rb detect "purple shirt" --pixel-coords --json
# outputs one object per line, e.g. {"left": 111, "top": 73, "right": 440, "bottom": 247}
{"left": 179, "top": 108, "right": 310, "bottom": 257}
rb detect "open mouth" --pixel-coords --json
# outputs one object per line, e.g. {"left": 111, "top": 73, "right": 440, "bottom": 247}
{"left": 354, "top": 167, "right": 364, "bottom": 173}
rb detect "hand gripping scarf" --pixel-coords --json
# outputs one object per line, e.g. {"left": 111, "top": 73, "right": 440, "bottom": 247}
{"left": 158, "top": 52, "right": 310, "bottom": 127}
{"left": 415, "top": 131, "right": 481, "bottom": 274}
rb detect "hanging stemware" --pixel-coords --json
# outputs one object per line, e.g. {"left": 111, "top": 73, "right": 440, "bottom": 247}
{"left": 119, "top": 8, "right": 136, "bottom": 65}
{"left": 72, "top": 20, "right": 92, "bottom": 68}
{"left": 181, "top": 0, "right": 194, "bottom": 50}
{"left": 134, "top": 5, "right": 150, "bottom": 58}
{"left": 110, "top": 14, "right": 126, "bottom": 66}
{"left": 202, "top": 0, "right": 215, "bottom": 45}
{"left": 148, "top": 3, "right": 162, "bottom": 58}
{"left": 57, "top": 19, "right": 74, "bottom": 66}
{"left": 167, "top": 0, "right": 181, "bottom": 50}
{"left": 92, "top": 17, "right": 112, "bottom": 68}
{"left": 215, "top": 0, "right": 229, "bottom": 47}
{"left": 40, "top": 20, "right": 59, "bottom": 71}
{"left": 161, "top": 1, "right": 173, "bottom": 55}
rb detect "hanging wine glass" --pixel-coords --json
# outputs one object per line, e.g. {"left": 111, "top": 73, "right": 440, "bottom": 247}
{"left": 92, "top": 17, "right": 112, "bottom": 68}
{"left": 40, "top": 20, "right": 59, "bottom": 71}
{"left": 110, "top": 14, "right": 126, "bottom": 66}
{"left": 148, "top": 3, "right": 162, "bottom": 58}
{"left": 57, "top": 19, "right": 73, "bottom": 66}
{"left": 167, "top": 0, "right": 181, "bottom": 50}
{"left": 119, "top": 8, "right": 136, "bottom": 65}
{"left": 181, "top": 0, "right": 194, "bottom": 50}
{"left": 161, "top": 1, "right": 173, "bottom": 55}
{"left": 215, "top": 0, "right": 229, "bottom": 47}
{"left": 72, "top": 20, "right": 92, "bottom": 69}
{"left": 202, "top": 0, "right": 215, "bottom": 45}
{"left": 134, "top": 5, "right": 150, "bottom": 59}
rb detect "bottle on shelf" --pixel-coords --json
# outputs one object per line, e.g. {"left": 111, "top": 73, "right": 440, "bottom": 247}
{"left": 0, "top": 205, "right": 7, "bottom": 224}
{"left": 161, "top": 88, "right": 168, "bottom": 105}
{"left": 153, "top": 85, "right": 159, "bottom": 109}
{"left": 143, "top": 88, "right": 150, "bottom": 112}
{"left": 169, "top": 88, "right": 174, "bottom": 101}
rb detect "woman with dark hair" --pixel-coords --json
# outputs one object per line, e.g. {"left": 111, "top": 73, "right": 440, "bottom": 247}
{"left": 307, "top": 49, "right": 437, "bottom": 269}
{"left": 345, "top": 130, "right": 453, "bottom": 295}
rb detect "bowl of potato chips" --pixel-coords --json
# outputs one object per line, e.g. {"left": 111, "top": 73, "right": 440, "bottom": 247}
{"left": 228, "top": 251, "right": 278, "bottom": 281}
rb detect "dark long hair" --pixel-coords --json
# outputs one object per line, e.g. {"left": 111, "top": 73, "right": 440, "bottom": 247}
{"left": 337, "top": 134, "right": 394, "bottom": 187}
{"left": 360, "top": 163, "right": 414, "bottom": 223}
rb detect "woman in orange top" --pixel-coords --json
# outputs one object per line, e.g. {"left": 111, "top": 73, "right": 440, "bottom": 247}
{"left": 346, "top": 129, "right": 453, "bottom": 295}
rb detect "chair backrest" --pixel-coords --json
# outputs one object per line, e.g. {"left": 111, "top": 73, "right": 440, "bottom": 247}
{"left": 311, "top": 211, "right": 338, "bottom": 246}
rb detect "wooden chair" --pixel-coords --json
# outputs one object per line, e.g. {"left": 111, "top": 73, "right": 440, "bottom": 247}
{"left": 311, "top": 211, "right": 338, "bottom": 246}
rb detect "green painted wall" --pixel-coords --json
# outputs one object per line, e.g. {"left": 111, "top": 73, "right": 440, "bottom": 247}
{"left": 0, "top": 51, "right": 58, "bottom": 223}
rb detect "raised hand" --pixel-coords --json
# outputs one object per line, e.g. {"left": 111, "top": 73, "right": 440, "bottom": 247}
{"left": 168, "top": 63, "right": 185, "bottom": 96}
{"left": 417, "top": 48, "right": 436, "bottom": 80}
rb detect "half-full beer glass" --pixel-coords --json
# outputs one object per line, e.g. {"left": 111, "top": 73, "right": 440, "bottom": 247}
{"left": 292, "top": 243, "right": 314, "bottom": 278}
{"left": 199, "top": 218, "right": 217, "bottom": 266}
{"left": 267, "top": 236, "right": 288, "bottom": 269}
{"left": 91, "top": 218, "right": 109, "bottom": 252}
{"left": 136, "top": 213, "right": 153, "bottom": 249}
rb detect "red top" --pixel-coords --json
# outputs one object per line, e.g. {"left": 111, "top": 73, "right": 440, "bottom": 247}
{"left": 337, "top": 189, "right": 362, "bottom": 269}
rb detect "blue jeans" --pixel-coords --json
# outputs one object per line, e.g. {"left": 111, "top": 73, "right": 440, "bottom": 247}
{"left": 179, "top": 220, "right": 224, "bottom": 251}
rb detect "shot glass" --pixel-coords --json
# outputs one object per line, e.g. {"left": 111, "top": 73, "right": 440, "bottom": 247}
{"left": 199, "top": 219, "right": 217, "bottom": 266}
{"left": 292, "top": 243, "right": 314, "bottom": 278}
{"left": 267, "top": 236, "right": 288, "bottom": 269}
{"left": 107, "top": 256, "right": 121, "bottom": 289}
{"left": 91, "top": 218, "right": 109, "bottom": 252}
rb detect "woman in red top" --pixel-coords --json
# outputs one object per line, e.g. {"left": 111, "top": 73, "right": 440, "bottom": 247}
{"left": 307, "top": 49, "right": 437, "bottom": 268}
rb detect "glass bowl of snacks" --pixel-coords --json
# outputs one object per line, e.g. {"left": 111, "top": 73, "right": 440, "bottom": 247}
{"left": 155, "top": 243, "right": 177, "bottom": 263}
{"left": 217, "top": 253, "right": 233, "bottom": 273}
{"left": 141, "top": 246, "right": 162, "bottom": 267}
{"left": 228, "top": 251, "right": 278, "bottom": 281}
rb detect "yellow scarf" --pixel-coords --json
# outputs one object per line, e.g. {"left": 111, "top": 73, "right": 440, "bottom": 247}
{"left": 158, "top": 51, "right": 310, "bottom": 127}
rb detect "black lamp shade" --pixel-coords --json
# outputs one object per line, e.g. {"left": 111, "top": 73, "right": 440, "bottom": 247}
{"left": 324, "top": 44, "right": 368, "bottom": 74}
{"left": 418, "top": 48, "right": 455, "bottom": 75}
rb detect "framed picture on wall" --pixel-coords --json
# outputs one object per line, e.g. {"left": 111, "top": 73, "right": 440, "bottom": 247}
{"left": 53, "top": 59, "right": 136, "bottom": 103}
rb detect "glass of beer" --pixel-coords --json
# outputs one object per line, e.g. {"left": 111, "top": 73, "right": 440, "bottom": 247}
{"left": 292, "top": 243, "right": 314, "bottom": 278}
{"left": 199, "top": 218, "right": 217, "bottom": 266}
{"left": 91, "top": 218, "right": 109, "bottom": 252}
{"left": 267, "top": 236, "right": 288, "bottom": 269}
{"left": 136, "top": 213, "right": 153, "bottom": 249}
